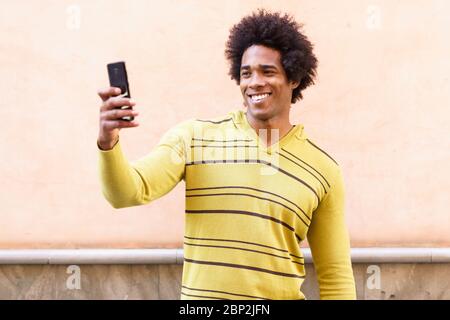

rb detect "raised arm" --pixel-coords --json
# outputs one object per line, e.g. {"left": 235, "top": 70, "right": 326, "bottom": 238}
{"left": 96, "top": 86, "right": 190, "bottom": 209}
{"left": 97, "top": 134, "right": 187, "bottom": 209}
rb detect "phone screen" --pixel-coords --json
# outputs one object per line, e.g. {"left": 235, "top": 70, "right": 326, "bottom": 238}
{"left": 107, "top": 61, "right": 133, "bottom": 121}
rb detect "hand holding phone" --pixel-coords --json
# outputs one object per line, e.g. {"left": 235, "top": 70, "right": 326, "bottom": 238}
{"left": 96, "top": 61, "right": 139, "bottom": 150}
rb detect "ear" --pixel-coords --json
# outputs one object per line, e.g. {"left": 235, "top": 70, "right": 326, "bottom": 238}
{"left": 290, "top": 80, "right": 300, "bottom": 90}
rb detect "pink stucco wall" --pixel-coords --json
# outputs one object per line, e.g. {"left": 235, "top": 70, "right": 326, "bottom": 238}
{"left": 1, "top": 0, "right": 449, "bottom": 248}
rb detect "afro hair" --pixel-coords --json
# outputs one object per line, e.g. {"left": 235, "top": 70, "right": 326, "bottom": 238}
{"left": 225, "top": 9, "right": 318, "bottom": 103}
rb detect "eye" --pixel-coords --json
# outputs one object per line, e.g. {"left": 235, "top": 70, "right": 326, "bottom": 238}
{"left": 241, "top": 71, "right": 250, "bottom": 78}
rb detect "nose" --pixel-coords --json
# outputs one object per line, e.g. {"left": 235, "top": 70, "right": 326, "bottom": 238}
{"left": 248, "top": 72, "right": 266, "bottom": 89}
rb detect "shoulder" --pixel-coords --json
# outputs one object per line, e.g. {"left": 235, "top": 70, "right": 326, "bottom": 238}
{"left": 188, "top": 111, "right": 239, "bottom": 141}
{"left": 304, "top": 138, "right": 343, "bottom": 186}
{"left": 158, "top": 111, "right": 237, "bottom": 146}
{"left": 157, "top": 118, "right": 195, "bottom": 148}
{"left": 305, "top": 138, "right": 339, "bottom": 166}
{"left": 193, "top": 112, "right": 235, "bottom": 129}
{"left": 285, "top": 135, "right": 343, "bottom": 187}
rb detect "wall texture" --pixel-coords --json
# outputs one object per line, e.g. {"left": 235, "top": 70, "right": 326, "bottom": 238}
{"left": 0, "top": 0, "right": 449, "bottom": 248}
{"left": 2, "top": 263, "right": 450, "bottom": 300}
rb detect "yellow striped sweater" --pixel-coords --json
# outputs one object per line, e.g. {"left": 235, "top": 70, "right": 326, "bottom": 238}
{"left": 98, "top": 109, "right": 356, "bottom": 300}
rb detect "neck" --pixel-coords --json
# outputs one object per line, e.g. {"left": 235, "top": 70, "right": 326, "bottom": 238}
{"left": 245, "top": 109, "right": 293, "bottom": 147}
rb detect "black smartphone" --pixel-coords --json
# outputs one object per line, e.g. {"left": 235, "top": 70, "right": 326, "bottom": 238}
{"left": 107, "top": 61, "right": 134, "bottom": 121}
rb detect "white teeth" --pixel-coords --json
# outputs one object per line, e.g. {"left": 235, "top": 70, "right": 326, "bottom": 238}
{"left": 250, "top": 93, "right": 270, "bottom": 102}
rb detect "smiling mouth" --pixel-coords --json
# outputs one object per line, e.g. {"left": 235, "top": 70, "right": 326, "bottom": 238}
{"left": 248, "top": 93, "right": 272, "bottom": 104}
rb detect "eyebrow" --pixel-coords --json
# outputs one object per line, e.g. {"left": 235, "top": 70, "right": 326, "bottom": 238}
{"left": 240, "top": 64, "right": 278, "bottom": 71}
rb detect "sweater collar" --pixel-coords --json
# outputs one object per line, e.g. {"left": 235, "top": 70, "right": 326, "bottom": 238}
{"left": 230, "top": 109, "right": 307, "bottom": 141}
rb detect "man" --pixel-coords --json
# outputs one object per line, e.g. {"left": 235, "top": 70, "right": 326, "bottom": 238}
{"left": 97, "top": 9, "right": 356, "bottom": 300}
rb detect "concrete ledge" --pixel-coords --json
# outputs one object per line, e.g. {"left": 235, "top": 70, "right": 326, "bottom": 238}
{"left": 0, "top": 249, "right": 180, "bottom": 265}
{"left": 1, "top": 248, "right": 450, "bottom": 264}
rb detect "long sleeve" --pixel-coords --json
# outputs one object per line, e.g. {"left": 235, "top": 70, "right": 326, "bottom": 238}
{"left": 306, "top": 166, "right": 356, "bottom": 300}
{"left": 97, "top": 120, "right": 192, "bottom": 209}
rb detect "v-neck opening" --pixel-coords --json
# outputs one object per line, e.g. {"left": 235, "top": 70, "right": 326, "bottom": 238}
{"left": 240, "top": 111, "right": 300, "bottom": 152}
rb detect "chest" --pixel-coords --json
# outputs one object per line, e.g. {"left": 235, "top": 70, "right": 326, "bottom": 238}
{"left": 184, "top": 149, "right": 324, "bottom": 240}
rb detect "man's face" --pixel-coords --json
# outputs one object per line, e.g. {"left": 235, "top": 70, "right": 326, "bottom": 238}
{"left": 240, "top": 45, "right": 298, "bottom": 121}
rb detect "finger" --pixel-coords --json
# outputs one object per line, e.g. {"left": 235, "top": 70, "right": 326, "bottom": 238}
{"left": 102, "top": 119, "right": 140, "bottom": 130}
{"left": 97, "top": 87, "right": 122, "bottom": 102}
{"left": 102, "top": 108, "right": 139, "bottom": 121}
{"left": 102, "top": 97, "right": 136, "bottom": 111}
